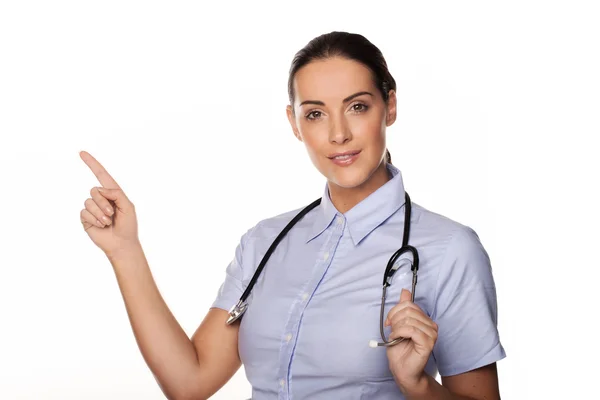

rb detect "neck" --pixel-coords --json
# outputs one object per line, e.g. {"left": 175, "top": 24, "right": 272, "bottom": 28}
{"left": 328, "top": 162, "right": 392, "bottom": 214}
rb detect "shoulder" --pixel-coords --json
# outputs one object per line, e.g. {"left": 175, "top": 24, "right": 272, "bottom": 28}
{"left": 411, "top": 204, "right": 499, "bottom": 322}
{"left": 238, "top": 201, "right": 318, "bottom": 249}
{"left": 412, "top": 201, "right": 470, "bottom": 234}
{"left": 411, "top": 201, "right": 491, "bottom": 274}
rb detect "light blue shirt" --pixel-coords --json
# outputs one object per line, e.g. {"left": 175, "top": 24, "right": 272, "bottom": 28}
{"left": 212, "top": 164, "right": 506, "bottom": 399}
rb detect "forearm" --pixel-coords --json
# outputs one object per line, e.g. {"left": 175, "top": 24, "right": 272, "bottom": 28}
{"left": 108, "top": 244, "right": 201, "bottom": 398}
{"left": 399, "top": 374, "right": 477, "bottom": 400}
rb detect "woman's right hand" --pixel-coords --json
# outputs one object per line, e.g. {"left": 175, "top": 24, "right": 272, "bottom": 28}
{"left": 79, "top": 151, "right": 140, "bottom": 259}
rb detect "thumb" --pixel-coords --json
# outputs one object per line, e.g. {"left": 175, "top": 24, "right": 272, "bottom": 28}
{"left": 97, "top": 187, "right": 133, "bottom": 213}
{"left": 399, "top": 288, "right": 412, "bottom": 303}
{"left": 384, "top": 288, "right": 414, "bottom": 327}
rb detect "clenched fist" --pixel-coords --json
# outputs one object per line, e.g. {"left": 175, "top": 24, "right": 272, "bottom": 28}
{"left": 385, "top": 288, "right": 438, "bottom": 391}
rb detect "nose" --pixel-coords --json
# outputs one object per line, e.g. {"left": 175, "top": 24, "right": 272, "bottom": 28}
{"left": 328, "top": 113, "right": 352, "bottom": 145}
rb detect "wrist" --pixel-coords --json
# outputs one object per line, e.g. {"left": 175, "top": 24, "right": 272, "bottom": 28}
{"left": 106, "top": 240, "right": 143, "bottom": 263}
{"left": 396, "top": 372, "right": 430, "bottom": 397}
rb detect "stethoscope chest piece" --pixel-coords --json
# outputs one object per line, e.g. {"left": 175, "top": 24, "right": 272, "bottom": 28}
{"left": 226, "top": 300, "right": 248, "bottom": 325}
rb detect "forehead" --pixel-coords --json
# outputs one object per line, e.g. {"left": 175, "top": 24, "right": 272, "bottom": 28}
{"left": 293, "top": 57, "right": 377, "bottom": 103}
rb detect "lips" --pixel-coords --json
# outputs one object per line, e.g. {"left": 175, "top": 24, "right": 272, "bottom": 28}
{"left": 328, "top": 150, "right": 361, "bottom": 166}
{"left": 328, "top": 150, "right": 361, "bottom": 159}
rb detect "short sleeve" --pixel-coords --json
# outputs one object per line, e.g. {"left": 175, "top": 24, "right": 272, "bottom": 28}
{"left": 431, "top": 226, "right": 506, "bottom": 377}
{"left": 210, "top": 225, "right": 257, "bottom": 312}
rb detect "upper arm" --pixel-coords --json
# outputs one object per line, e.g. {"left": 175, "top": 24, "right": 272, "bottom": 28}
{"left": 432, "top": 227, "right": 506, "bottom": 379}
{"left": 188, "top": 308, "right": 242, "bottom": 399}
{"left": 442, "top": 362, "right": 500, "bottom": 400}
{"left": 184, "top": 226, "right": 257, "bottom": 398}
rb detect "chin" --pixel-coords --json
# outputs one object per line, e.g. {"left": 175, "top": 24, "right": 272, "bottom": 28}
{"left": 324, "top": 165, "right": 374, "bottom": 189}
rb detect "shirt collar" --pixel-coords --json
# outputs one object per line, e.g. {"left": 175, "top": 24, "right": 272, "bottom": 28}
{"left": 305, "top": 163, "right": 406, "bottom": 245}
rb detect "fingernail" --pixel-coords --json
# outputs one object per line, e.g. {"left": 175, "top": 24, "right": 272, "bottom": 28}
{"left": 106, "top": 207, "right": 113, "bottom": 215}
{"left": 96, "top": 219, "right": 104, "bottom": 227}
{"left": 102, "top": 215, "right": 111, "bottom": 224}
{"left": 98, "top": 187, "right": 104, "bottom": 193}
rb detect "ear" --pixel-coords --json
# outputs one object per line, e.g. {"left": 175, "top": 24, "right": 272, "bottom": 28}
{"left": 385, "top": 90, "right": 397, "bottom": 127}
{"left": 286, "top": 105, "right": 303, "bottom": 142}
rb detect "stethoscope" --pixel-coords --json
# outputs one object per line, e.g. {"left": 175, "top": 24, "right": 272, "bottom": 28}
{"left": 226, "top": 192, "right": 419, "bottom": 348}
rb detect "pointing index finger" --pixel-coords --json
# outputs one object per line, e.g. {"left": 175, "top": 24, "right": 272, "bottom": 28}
{"left": 79, "top": 151, "right": 122, "bottom": 189}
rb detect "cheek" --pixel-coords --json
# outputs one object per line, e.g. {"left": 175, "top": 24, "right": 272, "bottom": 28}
{"left": 298, "top": 123, "right": 327, "bottom": 152}
{"left": 349, "top": 115, "right": 386, "bottom": 146}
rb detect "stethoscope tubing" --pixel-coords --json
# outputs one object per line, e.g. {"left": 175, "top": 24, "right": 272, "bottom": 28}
{"left": 227, "top": 192, "right": 419, "bottom": 349}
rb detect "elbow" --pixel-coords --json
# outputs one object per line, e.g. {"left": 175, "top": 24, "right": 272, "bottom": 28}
{"left": 154, "top": 375, "right": 206, "bottom": 400}
{"left": 162, "top": 387, "right": 206, "bottom": 400}
{"left": 169, "top": 393, "right": 206, "bottom": 400}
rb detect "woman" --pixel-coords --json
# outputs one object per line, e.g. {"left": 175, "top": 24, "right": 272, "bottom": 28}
{"left": 79, "top": 31, "right": 505, "bottom": 399}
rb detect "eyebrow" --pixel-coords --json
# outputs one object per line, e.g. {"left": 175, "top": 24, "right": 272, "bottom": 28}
{"left": 298, "top": 91, "right": 374, "bottom": 107}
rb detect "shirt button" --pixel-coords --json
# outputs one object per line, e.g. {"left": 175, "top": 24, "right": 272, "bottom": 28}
{"left": 302, "top": 292, "right": 309, "bottom": 301}
{"left": 324, "top": 252, "right": 329, "bottom": 261}
{"left": 280, "top": 379, "right": 285, "bottom": 387}
{"left": 336, "top": 216, "right": 343, "bottom": 225}
{"left": 286, "top": 333, "right": 292, "bottom": 342}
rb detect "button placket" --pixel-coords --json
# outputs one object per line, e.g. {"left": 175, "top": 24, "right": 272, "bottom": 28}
{"left": 277, "top": 221, "right": 345, "bottom": 399}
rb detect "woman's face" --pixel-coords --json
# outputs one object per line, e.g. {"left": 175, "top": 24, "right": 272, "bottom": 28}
{"left": 287, "top": 56, "right": 396, "bottom": 190}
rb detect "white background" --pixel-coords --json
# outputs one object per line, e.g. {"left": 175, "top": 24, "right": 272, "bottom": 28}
{"left": 1, "top": 1, "right": 599, "bottom": 399}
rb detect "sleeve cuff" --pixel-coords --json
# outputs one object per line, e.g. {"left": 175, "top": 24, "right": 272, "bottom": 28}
{"left": 438, "top": 341, "right": 507, "bottom": 377}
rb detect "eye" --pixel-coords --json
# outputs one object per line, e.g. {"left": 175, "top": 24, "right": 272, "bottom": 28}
{"left": 350, "top": 103, "right": 369, "bottom": 113}
{"left": 305, "top": 110, "right": 323, "bottom": 121}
